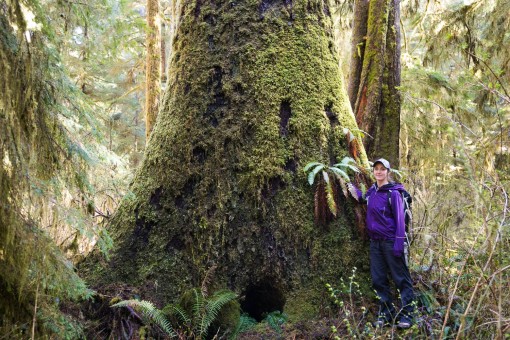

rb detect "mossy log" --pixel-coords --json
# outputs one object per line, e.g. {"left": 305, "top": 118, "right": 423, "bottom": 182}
{"left": 86, "top": 0, "right": 370, "bottom": 320}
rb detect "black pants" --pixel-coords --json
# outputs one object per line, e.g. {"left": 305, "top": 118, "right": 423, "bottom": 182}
{"left": 370, "top": 239, "right": 415, "bottom": 322}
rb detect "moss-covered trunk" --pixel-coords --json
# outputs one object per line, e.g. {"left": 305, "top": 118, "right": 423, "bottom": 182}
{"left": 348, "top": 0, "right": 401, "bottom": 166}
{"left": 89, "top": 0, "right": 369, "bottom": 320}
{"left": 145, "top": 0, "right": 161, "bottom": 138}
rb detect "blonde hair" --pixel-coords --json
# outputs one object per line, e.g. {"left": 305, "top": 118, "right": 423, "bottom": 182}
{"left": 388, "top": 171, "right": 394, "bottom": 183}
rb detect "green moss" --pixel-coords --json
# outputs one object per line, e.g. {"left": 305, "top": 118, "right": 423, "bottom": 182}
{"left": 285, "top": 288, "right": 322, "bottom": 322}
{"left": 210, "top": 299, "right": 241, "bottom": 334}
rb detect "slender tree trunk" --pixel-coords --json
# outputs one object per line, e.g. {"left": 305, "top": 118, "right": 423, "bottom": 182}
{"left": 348, "top": 0, "right": 401, "bottom": 166}
{"left": 145, "top": 0, "right": 161, "bottom": 139}
{"left": 87, "top": 0, "right": 368, "bottom": 320}
{"left": 160, "top": 21, "right": 167, "bottom": 84}
{"left": 348, "top": 0, "right": 369, "bottom": 109}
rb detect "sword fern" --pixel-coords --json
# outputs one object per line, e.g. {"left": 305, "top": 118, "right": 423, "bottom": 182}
{"left": 304, "top": 157, "right": 360, "bottom": 223}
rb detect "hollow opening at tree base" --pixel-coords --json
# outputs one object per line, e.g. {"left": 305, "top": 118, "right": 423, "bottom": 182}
{"left": 240, "top": 279, "right": 286, "bottom": 322}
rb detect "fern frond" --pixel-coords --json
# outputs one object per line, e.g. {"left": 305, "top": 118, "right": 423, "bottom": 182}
{"left": 201, "top": 265, "right": 217, "bottom": 298}
{"left": 322, "top": 170, "right": 330, "bottom": 184}
{"left": 199, "top": 290, "right": 237, "bottom": 336}
{"left": 169, "top": 304, "right": 191, "bottom": 325}
{"left": 323, "top": 171, "right": 337, "bottom": 217}
{"left": 338, "top": 177, "right": 348, "bottom": 198}
{"left": 360, "top": 182, "right": 367, "bottom": 195}
{"left": 337, "top": 156, "right": 356, "bottom": 165}
{"left": 112, "top": 299, "right": 176, "bottom": 337}
{"left": 329, "top": 167, "right": 351, "bottom": 182}
{"left": 347, "top": 183, "right": 358, "bottom": 201}
{"left": 347, "top": 164, "right": 361, "bottom": 173}
{"left": 340, "top": 157, "right": 361, "bottom": 172}
{"left": 334, "top": 156, "right": 360, "bottom": 173}
{"left": 192, "top": 288, "right": 205, "bottom": 324}
{"left": 391, "top": 168, "right": 404, "bottom": 180}
{"left": 229, "top": 314, "right": 257, "bottom": 340}
{"left": 264, "top": 311, "right": 288, "bottom": 334}
{"left": 350, "top": 128, "right": 373, "bottom": 139}
{"left": 303, "top": 161, "right": 323, "bottom": 172}
{"left": 307, "top": 164, "right": 325, "bottom": 185}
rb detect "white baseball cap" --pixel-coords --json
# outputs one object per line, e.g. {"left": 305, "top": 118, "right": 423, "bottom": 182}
{"left": 373, "top": 158, "right": 391, "bottom": 170}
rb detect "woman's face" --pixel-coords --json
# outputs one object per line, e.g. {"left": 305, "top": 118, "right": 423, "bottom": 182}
{"left": 373, "top": 163, "right": 389, "bottom": 182}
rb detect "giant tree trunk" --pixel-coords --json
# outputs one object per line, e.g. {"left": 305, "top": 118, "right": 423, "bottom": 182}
{"left": 89, "top": 0, "right": 369, "bottom": 320}
{"left": 348, "top": 0, "right": 401, "bottom": 166}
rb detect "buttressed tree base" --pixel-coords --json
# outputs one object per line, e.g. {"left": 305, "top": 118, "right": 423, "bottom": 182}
{"left": 84, "top": 0, "right": 370, "bottom": 321}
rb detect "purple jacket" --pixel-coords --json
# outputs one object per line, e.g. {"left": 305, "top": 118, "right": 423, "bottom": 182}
{"left": 354, "top": 183, "right": 406, "bottom": 257}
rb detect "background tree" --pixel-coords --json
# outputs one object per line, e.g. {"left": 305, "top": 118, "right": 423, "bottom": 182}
{"left": 348, "top": 0, "right": 401, "bottom": 165}
{"left": 84, "top": 0, "right": 369, "bottom": 325}
{"left": 145, "top": 0, "right": 161, "bottom": 138}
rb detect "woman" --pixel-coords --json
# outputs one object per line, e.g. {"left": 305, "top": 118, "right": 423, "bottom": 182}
{"left": 350, "top": 158, "right": 415, "bottom": 329}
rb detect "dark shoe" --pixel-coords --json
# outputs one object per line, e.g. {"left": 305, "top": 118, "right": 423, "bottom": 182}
{"left": 373, "top": 319, "right": 390, "bottom": 328}
{"left": 397, "top": 320, "right": 412, "bottom": 329}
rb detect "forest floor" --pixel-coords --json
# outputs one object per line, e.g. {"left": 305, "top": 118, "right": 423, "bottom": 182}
{"left": 239, "top": 316, "right": 428, "bottom": 339}
{"left": 239, "top": 300, "right": 443, "bottom": 339}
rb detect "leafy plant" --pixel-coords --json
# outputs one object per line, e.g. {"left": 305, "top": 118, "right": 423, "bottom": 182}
{"left": 263, "top": 310, "right": 288, "bottom": 335}
{"left": 112, "top": 288, "right": 240, "bottom": 339}
{"left": 326, "top": 267, "right": 367, "bottom": 338}
{"left": 111, "top": 299, "right": 176, "bottom": 337}
{"left": 325, "top": 267, "right": 420, "bottom": 338}
{"left": 229, "top": 314, "right": 257, "bottom": 339}
{"left": 170, "top": 288, "right": 238, "bottom": 339}
{"left": 304, "top": 157, "right": 360, "bottom": 223}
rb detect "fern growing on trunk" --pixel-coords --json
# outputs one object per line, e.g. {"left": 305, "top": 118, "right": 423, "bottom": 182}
{"left": 304, "top": 157, "right": 360, "bottom": 225}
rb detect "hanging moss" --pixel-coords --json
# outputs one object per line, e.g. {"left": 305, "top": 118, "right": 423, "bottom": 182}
{"left": 0, "top": 7, "right": 94, "bottom": 338}
{"left": 83, "top": 0, "right": 370, "bottom": 324}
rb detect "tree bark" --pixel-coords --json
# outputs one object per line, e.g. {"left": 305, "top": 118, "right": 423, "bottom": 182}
{"left": 87, "top": 0, "right": 369, "bottom": 320}
{"left": 145, "top": 0, "right": 161, "bottom": 139}
{"left": 348, "top": 0, "right": 401, "bottom": 166}
{"left": 348, "top": 0, "right": 369, "bottom": 109}
{"left": 160, "top": 21, "right": 167, "bottom": 84}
